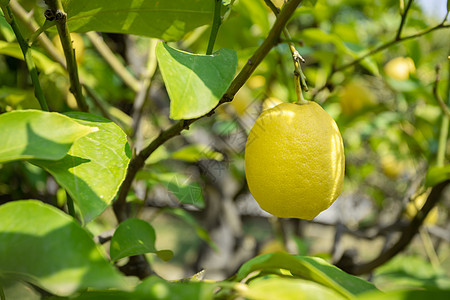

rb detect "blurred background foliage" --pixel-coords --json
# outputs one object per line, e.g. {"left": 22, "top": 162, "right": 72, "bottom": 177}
{"left": 0, "top": 0, "right": 449, "bottom": 292}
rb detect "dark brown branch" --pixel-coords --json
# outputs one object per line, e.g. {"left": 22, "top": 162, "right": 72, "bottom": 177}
{"left": 113, "top": 0, "right": 303, "bottom": 223}
{"left": 338, "top": 180, "right": 450, "bottom": 275}
{"left": 395, "top": 0, "right": 413, "bottom": 40}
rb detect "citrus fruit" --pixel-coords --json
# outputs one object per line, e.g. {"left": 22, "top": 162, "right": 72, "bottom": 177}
{"left": 262, "top": 97, "right": 283, "bottom": 111}
{"left": 384, "top": 57, "right": 415, "bottom": 81}
{"left": 406, "top": 192, "right": 439, "bottom": 226}
{"left": 338, "top": 80, "right": 376, "bottom": 116}
{"left": 53, "top": 33, "right": 85, "bottom": 63}
{"left": 245, "top": 101, "right": 345, "bottom": 220}
{"left": 380, "top": 155, "right": 403, "bottom": 179}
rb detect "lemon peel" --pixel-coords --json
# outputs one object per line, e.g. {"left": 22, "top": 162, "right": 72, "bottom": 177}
{"left": 245, "top": 101, "right": 345, "bottom": 220}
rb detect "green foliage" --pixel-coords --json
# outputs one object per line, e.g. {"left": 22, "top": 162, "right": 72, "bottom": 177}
{"left": 0, "top": 110, "right": 93, "bottom": 163}
{"left": 156, "top": 42, "right": 237, "bottom": 119}
{"left": 0, "top": 200, "right": 125, "bottom": 296}
{"left": 110, "top": 218, "right": 173, "bottom": 262}
{"left": 32, "top": 112, "right": 131, "bottom": 223}
{"left": 61, "top": 0, "right": 214, "bottom": 41}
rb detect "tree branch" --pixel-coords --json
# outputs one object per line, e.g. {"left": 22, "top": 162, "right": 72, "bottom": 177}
{"left": 395, "top": 0, "right": 413, "bottom": 40}
{"left": 113, "top": 0, "right": 303, "bottom": 223}
{"left": 1, "top": 4, "right": 49, "bottom": 111}
{"left": 338, "top": 180, "right": 450, "bottom": 275}
{"left": 44, "top": 0, "right": 88, "bottom": 112}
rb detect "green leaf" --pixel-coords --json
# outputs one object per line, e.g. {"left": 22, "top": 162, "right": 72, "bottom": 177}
{"left": 110, "top": 218, "right": 173, "bottom": 262}
{"left": 0, "top": 41, "right": 65, "bottom": 74}
{"left": 0, "top": 110, "right": 94, "bottom": 163}
{"left": 0, "top": 200, "right": 125, "bottom": 296}
{"left": 156, "top": 42, "right": 237, "bottom": 120}
{"left": 0, "top": 0, "right": 10, "bottom": 6}
{"left": 62, "top": 0, "right": 213, "bottom": 41}
{"left": 235, "top": 253, "right": 378, "bottom": 298}
{"left": 135, "top": 276, "right": 216, "bottom": 300}
{"left": 171, "top": 144, "right": 224, "bottom": 162}
{"left": 32, "top": 113, "right": 131, "bottom": 223}
{"left": 164, "top": 208, "right": 218, "bottom": 251}
{"left": 425, "top": 165, "right": 450, "bottom": 187}
{"left": 244, "top": 277, "right": 346, "bottom": 300}
{"left": 138, "top": 171, "right": 205, "bottom": 209}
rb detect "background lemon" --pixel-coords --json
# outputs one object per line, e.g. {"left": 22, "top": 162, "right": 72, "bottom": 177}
{"left": 406, "top": 192, "right": 439, "bottom": 226}
{"left": 245, "top": 102, "right": 345, "bottom": 220}
{"left": 384, "top": 57, "right": 415, "bottom": 81}
{"left": 338, "top": 79, "right": 376, "bottom": 116}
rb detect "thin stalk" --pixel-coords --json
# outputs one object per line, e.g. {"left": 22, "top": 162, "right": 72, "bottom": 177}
{"left": 27, "top": 19, "right": 56, "bottom": 46}
{"left": 264, "top": 0, "right": 308, "bottom": 104}
{"left": 395, "top": 0, "right": 413, "bottom": 40}
{"left": 436, "top": 61, "right": 450, "bottom": 167}
{"left": 419, "top": 227, "right": 440, "bottom": 268}
{"left": 1, "top": 4, "right": 49, "bottom": 111}
{"left": 206, "top": 0, "right": 222, "bottom": 55}
{"left": 86, "top": 32, "right": 140, "bottom": 92}
{"left": 45, "top": 0, "right": 88, "bottom": 112}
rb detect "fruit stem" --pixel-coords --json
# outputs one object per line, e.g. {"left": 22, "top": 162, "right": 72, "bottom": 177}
{"left": 0, "top": 4, "right": 49, "bottom": 111}
{"left": 264, "top": 0, "right": 308, "bottom": 104}
{"left": 206, "top": 0, "right": 222, "bottom": 55}
{"left": 45, "top": 0, "right": 88, "bottom": 112}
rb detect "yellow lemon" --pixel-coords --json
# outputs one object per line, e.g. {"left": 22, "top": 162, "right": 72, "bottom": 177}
{"left": 53, "top": 33, "right": 85, "bottom": 63}
{"left": 380, "top": 155, "right": 403, "bottom": 179}
{"left": 245, "top": 102, "right": 345, "bottom": 220}
{"left": 384, "top": 57, "right": 415, "bottom": 81}
{"left": 338, "top": 80, "right": 376, "bottom": 116}
{"left": 406, "top": 192, "right": 439, "bottom": 226}
{"left": 262, "top": 97, "right": 283, "bottom": 111}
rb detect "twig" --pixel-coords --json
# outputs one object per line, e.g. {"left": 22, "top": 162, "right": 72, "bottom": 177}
{"left": 86, "top": 32, "right": 140, "bottom": 92}
{"left": 9, "top": 0, "right": 66, "bottom": 67}
{"left": 334, "top": 22, "right": 450, "bottom": 73}
{"left": 436, "top": 61, "right": 450, "bottom": 168}
{"left": 339, "top": 180, "right": 450, "bottom": 275}
{"left": 1, "top": 4, "right": 49, "bottom": 111}
{"left": 395, "top": 0, "right": 413, "bottom": 40}
{"left": 44, "top": 0, "right": 88, "bottom": 112}
{"left": 113, "top": 0, "right": 304, "bottom": 223}
{"left": 433, "top": 65, "right": 450, "bottom": 118}
{"left": 131, "top": 39, "right": 158, "bottom": 143}
{"left": 206, "top": 0, "right": 222, "bottom": 55}
{"left": 264, "top": 0, "right": 308, "bottom": 103}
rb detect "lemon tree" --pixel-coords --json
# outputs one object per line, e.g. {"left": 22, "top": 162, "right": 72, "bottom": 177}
{"left": 245, "top": 102, "right": 345, "bottom": 220}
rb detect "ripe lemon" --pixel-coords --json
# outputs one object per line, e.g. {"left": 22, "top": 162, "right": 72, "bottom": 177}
{"left": 406, "top": 192, "right": 439, "bottom": 226}
{"left": 384, "top": 57, "right": 415, "bottom": 81}
{"left": 245, "top": 101, "right": 345, "bottom": 220}
{"left": 338, "top": 80, "right": 376, "bottom": 116}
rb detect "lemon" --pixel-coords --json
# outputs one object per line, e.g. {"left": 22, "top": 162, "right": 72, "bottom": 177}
{"left": 384, "top": 57, "right": 415, "bottom": 81}
{"left": 406, "top": 192, "right": 439, "bottom": 226}
{"left": 53, "top": 33, "right": 85, "bottom": 63}
{"left": 380, "top": 155, "right": 403, "bottom": 179}
{"left": 338, "top": 80, "right": 376, "bottom": 116}
{"left": 245, "top": 102, "right": 345, "bottom": 220}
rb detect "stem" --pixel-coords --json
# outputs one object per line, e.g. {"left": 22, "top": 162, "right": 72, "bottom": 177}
{"left": 335, "top": 23, "right": 450, "bottom": 73}
{"left": 113, "top": 0, "right": 304, "bottom": 223}
{"left": 419, "top": 227, "right": 440, "bottom": 268}
{"left": 45, "top": 0, "right": 88, "bottom": 112}
{"left": 86, "top": 32, "right": 140, "bottom": 92}
{"left": 27, "top": 19, "right": 56, "bottom": 46}
{"left": 1, "top": 4, "right": 49, "bottom": 111}
{"left": 265, "top": 0, "right": 308, "bottom": 104}
{"left": 10, "top": 0, "right": 66, "bottom": 67}
{"left": 436, "top": 61, "right": 450, "bottom": 167}
{"left": 395, "top": 0, "right": 413, "bottom": 40}
{"left": 206, "top": 0, "right": 222, "bottom": 55}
